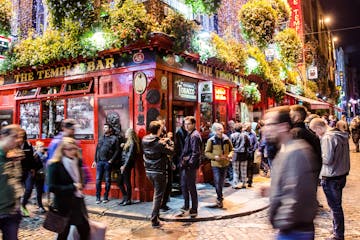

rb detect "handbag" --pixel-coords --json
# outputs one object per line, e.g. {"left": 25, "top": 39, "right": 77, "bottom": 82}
{"left": 43, "top": 206, "right": 70, "bottom": 233}
{"left": 67, "top": 220, "right": 106, "bottom": 240}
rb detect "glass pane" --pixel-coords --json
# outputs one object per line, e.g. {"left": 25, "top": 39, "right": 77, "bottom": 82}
{"left": 17, "top": 88, "right": 37, "bottom": 97}
{"left": 20, "top": 102, "right": 40, "bottom": 139}
{"left": 67, "top": 97, "right": 94, "bottom": 139}
{"left": 39, "top": 85, "right": 62, "bottom": 95}
{"left": 41, "top": 99, "right": 64, "bottom": 138}
{"left": 65, "top": 82, "right": 90, "bottom": 92}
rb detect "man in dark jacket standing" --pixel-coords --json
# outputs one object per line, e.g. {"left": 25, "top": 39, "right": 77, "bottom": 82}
{"left": 92, "top": 123, "right": 119, "bottom": 204}
{"left": 178, "top": 116, "right": 202, "bottom": 217}
{"left": 310, "top": 118, "right": 350, "bottom": 240}
{"left": 142, "top": 120, "right": 174, "bottom": 227}
{"left": 261, "top": 106, "right": 319, "bottom": 239}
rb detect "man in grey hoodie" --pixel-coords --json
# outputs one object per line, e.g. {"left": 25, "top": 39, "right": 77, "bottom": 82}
{"left": 310, "top": 118, "right": 350, "bottom": 240}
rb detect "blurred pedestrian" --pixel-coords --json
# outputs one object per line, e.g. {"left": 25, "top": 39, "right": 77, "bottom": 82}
{"left": 92, "top": 123, "right": 119, "bottom": 204}
{"left": 174, "top": 121, "right": 188, "bottom": 185}
{"left": 117, "top": 128, "right": 140, "bottom": 206}
{"left": 261, "top": 106, "right": 319, "bottom": 240}
{"left": 47, "top": 137, "right": 90, "bottom": 240}
{"left": 0, "top": 125, "right": 22, "bottom": 240}
{"left": 205, "top": 123, "right": 233, "bottom": 208}
{"left": 230, "top": 123, "right": 249, "bottom": 189}
{"left": 142, "top": 121, "right": 174, "bottom": 228}
{"left": 32, "top": 141, "right": 47, "bottom": 213}
{"left": 310, "top": 118, "right": 350, "bottom": 240}
{"left": 178, "top": 116, "right": 202, "bottom": 217}
{"left": 350, "top": 115, "right": 360, "bottom": 152}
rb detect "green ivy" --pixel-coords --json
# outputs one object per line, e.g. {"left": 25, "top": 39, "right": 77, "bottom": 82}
{"left": 0, "top": 0, "right": 12, "bottom": 35}
{"left": 185, "top": 0, "right": 221, "bottom": 14}
{"left": 270, "top": 0, "right": 291, "bottom": 25}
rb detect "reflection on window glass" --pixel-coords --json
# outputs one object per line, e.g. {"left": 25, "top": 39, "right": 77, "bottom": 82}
{"left": 66, "top": 82, "right": 90, "bottom": 92}
{"left": 20, "top": 102, "right": 40, "bottom": 139}
{"left": 17, "top": 88, "right": 37, "bottom": 97}
{"left": 42, "top": 100, "right": 64, "bottom": 138}
{"left": 67, "top": 96, "right": 94, "bottom": 139}
{"left": 40, "top": 86, "right": 61, "bottom": 95}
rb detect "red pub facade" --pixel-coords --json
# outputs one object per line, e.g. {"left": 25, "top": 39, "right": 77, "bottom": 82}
{"left": 0, "top": 37, "right": 243, "bottom": 201}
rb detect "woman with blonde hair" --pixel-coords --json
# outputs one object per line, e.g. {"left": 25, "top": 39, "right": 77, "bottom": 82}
{"left": 47, "top": 137, "right": 90, "bottom": 239}
{"left": 118, "top": 128, "right": 140, "bottom": 206}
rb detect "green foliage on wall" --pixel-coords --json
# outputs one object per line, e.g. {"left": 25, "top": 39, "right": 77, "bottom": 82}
{"left": 161, "top": 11, "right": 197, "bottom": 53}
{"left": 240, "top": 82, "right": 261, "bottom": 104}
{"left": 0, "top": 0, "right": 12, "bottom": 35}
{"left": 275, "top": 28, "right": 303, "bottom": 65}
{"left": 239, "top": 0, "right": 278, "bottom": 48}
{"left": 270, "top": 0, "right": 291, "bottom": 26}
{"left": 185, "top": 0, "right": 221, "bottom": 14}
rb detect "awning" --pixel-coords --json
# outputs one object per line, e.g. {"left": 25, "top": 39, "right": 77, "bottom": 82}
{"left": 285, "top": 92, "right": 330, "bottom": 110}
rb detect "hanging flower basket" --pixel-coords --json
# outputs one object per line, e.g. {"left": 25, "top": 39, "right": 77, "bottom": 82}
{"left": 239, "top": 82, "right": 261, "bottom": 105}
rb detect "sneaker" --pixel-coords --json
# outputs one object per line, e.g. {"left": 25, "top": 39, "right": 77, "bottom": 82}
{"left": 21, "top": 206, "right": 30, "bottom": 217}
{"left": 122, "top": 200, "right": 131, "bottom": 206}
{"left": 95, "top": 199, "right": 101, "bottom": 204}
{"left": 102, "top": 199, "right": 109, "bottom": 204}
{"left": 152, "top": 221, "right": 161, "bottom": 228}
{"left": 160, "top": 205, "right": 171, "bottom": 212}
{"left": 176, "top": 207, "right": 189, "bottom": 217}
{"left": 216, "top": 200, "right": 223, "bottom": 208}
{"left": 189, "top": 209, "right": 197, "bottom": 217}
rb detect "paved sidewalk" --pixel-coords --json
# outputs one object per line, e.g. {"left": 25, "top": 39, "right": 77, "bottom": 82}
{"left": 85, "top": 175, "right": 270, "bottom": 222}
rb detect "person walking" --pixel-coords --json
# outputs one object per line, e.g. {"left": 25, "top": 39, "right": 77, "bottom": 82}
{"left": 47, "top": 137, "right": 90, "bottom": 240}
{"left": 178, "top": 116, "right": 202, "bottom": 217}
{"left": 205, "top": 122, "right": 233, "bottom": 208}
{"left": 0, "top": 125, "right": 23, "bottom": 240}
{"left": 309, "top": 118, "right": 350, "bottom": 240}
{"left": 230, "top": 123, "right": 249, "bottom": 189}
{"left": 117, "top": 128, "right": 140, "bottom": 206}
{"left": 142, "top": 121, "right": 174, "bottom": 228}
{"left": 350, "top": 115, "right": 360, "bottom": 152}
{"left": 261, "top": 106, "right": 320, "bottom": 240}
{"left": 32, "top": 141, "right": 47, "bottom": 213}
{"left": 92, "top": 123, "right": 119, "bottom": 204}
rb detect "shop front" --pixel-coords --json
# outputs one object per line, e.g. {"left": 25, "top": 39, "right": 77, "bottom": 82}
{"left": 0, "top": 38, "right": 243, "bottom": 201}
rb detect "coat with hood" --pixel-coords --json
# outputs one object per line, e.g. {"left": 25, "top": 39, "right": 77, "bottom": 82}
{"left": 142, "top": 135, "right": 174, "bottom": 173}
{"left": 205, "top": 134, "right": 233, "bottom": 168}
{"left": 320, "top": 128, "right": 350, "bottom": 178}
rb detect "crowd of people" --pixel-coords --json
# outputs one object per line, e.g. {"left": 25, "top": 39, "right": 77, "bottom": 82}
{"left": 0, "top": 105, "right": 358, "bottom": 239}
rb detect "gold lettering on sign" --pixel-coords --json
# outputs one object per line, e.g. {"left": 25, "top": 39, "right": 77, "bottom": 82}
{"left": 105, "top": 58, "right": 114, "bottom": 68}
{"left": 87, "top": 61, "right": 95, "bottom": 72}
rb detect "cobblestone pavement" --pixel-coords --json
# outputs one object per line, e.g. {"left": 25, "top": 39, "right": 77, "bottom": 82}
{"left": 12, "top": 142, "right": 360, "bottom": 239}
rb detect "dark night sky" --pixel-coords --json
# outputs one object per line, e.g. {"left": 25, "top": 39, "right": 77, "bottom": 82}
{"left": 319, "top": 0, "right": 360, "bottom": 69}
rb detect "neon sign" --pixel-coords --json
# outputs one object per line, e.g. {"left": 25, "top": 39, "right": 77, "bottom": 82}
{"left": 215, "top": 87, "right": 227, "bottom": 101}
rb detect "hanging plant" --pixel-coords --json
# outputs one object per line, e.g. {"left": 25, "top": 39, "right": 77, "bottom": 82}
{"left": 240, "top": 82, "right": 261, "bottom": 105}
{"left": 267, "top": 76, "right": 286, "bottom": 102}
{"left": 239, "top": 0, "right": 278, "bottom": 48}
{"left": 245, "top": 46, "right": 271, "bottom": 79}
{"left": 0, "top": 0, "right": 12, "bottom": 35}
{"left": 270, "top": 0, "right": 291, "bottom": 27}
{"left": 185, "top": 0, "right": 221, "bottom": 14}
{"left": 45, "top": 0, "right": 96, "bottom": 29}
{"left": 275, "top": 28, "right": 303, "bottom": 66}
{"left": 161, "top": 11, "right": 198, "bottom": 53}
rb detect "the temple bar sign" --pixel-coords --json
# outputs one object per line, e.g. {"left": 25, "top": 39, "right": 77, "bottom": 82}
{"left": 13, "top": 57, "right": 115, "bottom": 83}
{"left": 173, "top": 75, "right": 197, "bottom": 101}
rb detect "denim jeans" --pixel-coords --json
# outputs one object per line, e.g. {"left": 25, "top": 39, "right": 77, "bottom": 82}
{"left": 117, "top": 168, "right": 132, "bottom": 201}
{"left": 0, "top": 213, "right": 22, "bottom": 240}
{"left": 212, "top": 166, "right": 227, "bottom": 201}
{"left": 146, "top": 172, "right": 166, "bottom": 224}
{"left": 22, "top": 171, "right": 35, "bottom": 207}
{"left": 180, "top": 168, "right": 198, "bottom": 210}
{"left": 321, "top": 176, "right": 347, "bottom": 239}
{"left": 277, "top": 230, "right": 314, "bottom": 240}
{"left": 96, "top": 161, "right": 112, "bottom": 200}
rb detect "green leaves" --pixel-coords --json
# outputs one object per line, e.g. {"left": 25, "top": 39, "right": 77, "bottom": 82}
{"left": 240, "top": 82, "right": 261, "bottom": 104}
{"left": 185, "top": 0, "right": 221, "bottom": 14}
{"left": 0, "top": 0, "right": 12, "bottom": 35}
{"left": 275, "top": 28, "right": 303, "bottom": 65}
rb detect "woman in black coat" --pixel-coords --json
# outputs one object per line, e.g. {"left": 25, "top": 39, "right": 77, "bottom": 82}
{"left": 47, "top": 137, "right": 90, "bottom": 240}
{"left": 118, "top": 128, "right": 140, "bottom": 206}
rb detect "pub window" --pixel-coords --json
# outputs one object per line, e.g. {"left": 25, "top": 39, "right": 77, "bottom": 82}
{"left": 20, "top": 102, "right": 40, "bottom": 139}
{"left": 39, "top": 85, "right": 62, "bottom": 95}
{"left": 64, "top": 80, "right": 93, "bottom": 93}
{"left": 67, "top": 96, "right": 94, "bottom": 139}
{"left": 103, "top": 81, "right": 113, "bottom": 94}
{"left": 41, "top": 99, "right": 64, "bottom": 138}
{"left": 15, "top": 88, "right": 39, "bottom": 99}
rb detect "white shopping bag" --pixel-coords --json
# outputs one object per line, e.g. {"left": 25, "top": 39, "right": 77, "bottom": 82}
{"left": 67, "top": 221, "right": 107, "bottom": 240}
